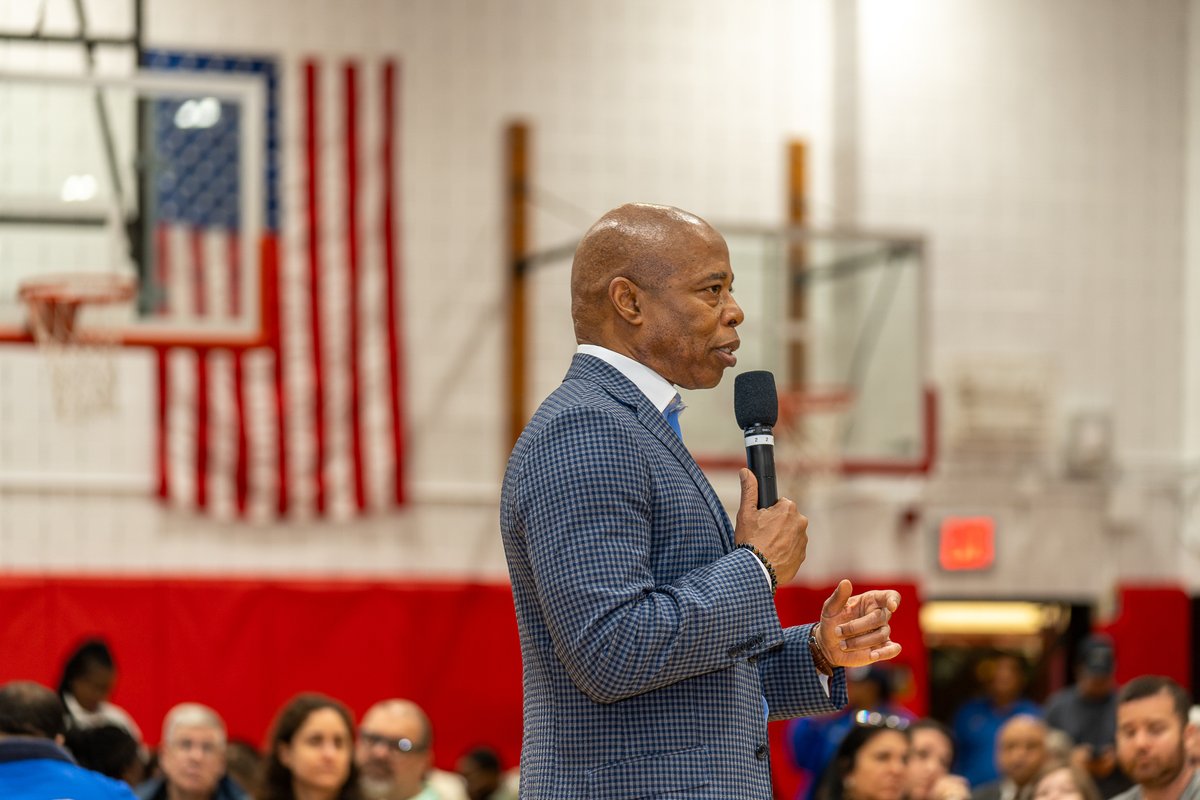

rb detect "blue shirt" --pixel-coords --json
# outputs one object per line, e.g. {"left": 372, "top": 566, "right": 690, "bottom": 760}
{"left": 952, "top": 697, "right": 1043, "bottom": 787}
{"left": 0, "top": 736, "right": 137, "bottom": 800}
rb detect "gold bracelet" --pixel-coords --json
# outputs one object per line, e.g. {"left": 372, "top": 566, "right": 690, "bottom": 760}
{"left": 808, "top": 624, "right": 834, "bottom": 676}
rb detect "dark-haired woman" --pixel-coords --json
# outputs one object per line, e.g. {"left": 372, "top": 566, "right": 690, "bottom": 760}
{"left": 819, "top": 723, "right": 911, "bottom": 800}
{"left": 260, "top": 694, "right": 362, "bottom": 800}
{"left": 57, "top": 637, "right": 143, "bottom": 742}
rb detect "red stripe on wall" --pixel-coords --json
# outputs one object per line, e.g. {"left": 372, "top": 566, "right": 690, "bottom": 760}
{"left": 382, "top": 60, "right": 406, "bottom": 504}
{"left": 305, "top": 60, "right": 327, "bottom": 514}
{"left": 344, "top": 63, "right": 367, "bottom": 511}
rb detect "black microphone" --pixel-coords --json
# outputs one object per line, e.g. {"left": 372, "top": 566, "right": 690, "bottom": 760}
{"left": 734, "top": 370, "right": 779, "bottom": 509}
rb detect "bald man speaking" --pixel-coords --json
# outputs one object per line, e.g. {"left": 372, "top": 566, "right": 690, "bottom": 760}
{"left": 499, "top": 204, "right": 903, "bottom": 799}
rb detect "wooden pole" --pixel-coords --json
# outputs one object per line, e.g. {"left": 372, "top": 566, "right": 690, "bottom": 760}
{"left": 787, "top": 139, "right": 808, "bottom": 389}
{"left": 506, "top": 122, "right": 530, "bottom": 450}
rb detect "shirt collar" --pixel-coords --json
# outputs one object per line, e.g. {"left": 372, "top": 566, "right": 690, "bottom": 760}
{"left": 576, "top": 345, "right": 678, "bottom": 413}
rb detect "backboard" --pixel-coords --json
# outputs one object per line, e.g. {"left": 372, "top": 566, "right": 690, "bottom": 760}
{"left": 523, "top": 224, "right": 935, "bottom": 477}
{"left": 0, "top": 68, "right": 268, "bottom": 347}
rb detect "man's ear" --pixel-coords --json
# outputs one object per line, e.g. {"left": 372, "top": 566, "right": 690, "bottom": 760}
{"left": 609, "top": 276, "right": 643, "bottom": 324}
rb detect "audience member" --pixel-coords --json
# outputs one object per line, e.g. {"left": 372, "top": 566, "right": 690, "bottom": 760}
{"left": 0, "top": 679, "right": 136, "bottom": 799}
{"left": 262, "top": 693, "right": 362, "bottom": 800}
{"left": 817, "top": 722, "right": 911, "bottom": 800}
{"left": 971, "top": 715, "right": 1049, "bottom": 800}
{"left": 907, "top": 719, "right": 971, "bottom": 800}
{"left": 66, "top": 723, "right": 145, "bottom": 786}
{"left": 1032, "top": 763, "right": 1103, "bottom": 800}
{"left": 1112, "top": 676, "right": 1198, "bottom": 800}
{"left": 355, "top": 699, "right": 465, "bottom": 800}
{"left": 789, "top": 666, "right": 915, "bottom": 800}
{"left": 456, "top": 748, "right": 516, "bottom": 800}
{"left": 1045, "top": 635, "right": 1131, "bottom": 797}
{"left": 58, "top": 638, "right": 144, "bottom": 742}
{"left": 955, "top": 653, "right": 1043, "bottom": 786}
{"left": 1188, "top": 707, "right": 1200, "bottom": 769}
{"left": 225, "top": 738, "right": 264, "bottom": 797}
{"left": 136, "top": 702, "right": 247, "bottom": 800}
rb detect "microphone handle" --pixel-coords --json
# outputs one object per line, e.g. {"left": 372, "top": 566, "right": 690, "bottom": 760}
{"left": 744, "top": 425, "right": 777, "bottom": 509}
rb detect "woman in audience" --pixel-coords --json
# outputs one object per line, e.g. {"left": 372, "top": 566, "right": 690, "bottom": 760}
{"left": 260, "top": 693, "right": 362, "bottom": 800}
{"left": 818, "top": 721, "right": 911, "bottom": 800}
{"left": 57, "top": 637, "right": 143, "bottom": 742}
{"left": 1031, "top": 762, "right": 1102, "bottom": 800}
{"left": 906, "top": 719, "right": 971, "bottom": 800}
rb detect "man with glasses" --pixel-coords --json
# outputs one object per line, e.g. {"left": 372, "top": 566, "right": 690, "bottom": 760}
{"left": 135, "top": 703, "right": 247, "bottom": 800}
{"left": 356, "top": 699, "right": 466, "bottom": 800}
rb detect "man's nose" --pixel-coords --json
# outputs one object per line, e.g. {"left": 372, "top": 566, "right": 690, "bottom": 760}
{"left": 725, "top": 294, "right": 744, "bottom": 326}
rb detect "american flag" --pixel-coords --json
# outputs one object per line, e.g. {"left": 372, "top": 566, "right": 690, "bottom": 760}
{"left": 147, "top": 51, "right": 407, "bottom": 520}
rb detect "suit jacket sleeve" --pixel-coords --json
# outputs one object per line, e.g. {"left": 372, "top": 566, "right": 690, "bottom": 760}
{"left": 512, "top": 405, "right": 790, "bottom": 704}
{"left": 759, "top": 623, "right": 847, "bottom": 720}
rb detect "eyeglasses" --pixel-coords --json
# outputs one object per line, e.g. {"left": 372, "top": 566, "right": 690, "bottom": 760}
{"left": 854, "top": 709, "right": 910, "bottom": 730}
{"left": 358, "top": 730, "right": 427, "bottom": 755}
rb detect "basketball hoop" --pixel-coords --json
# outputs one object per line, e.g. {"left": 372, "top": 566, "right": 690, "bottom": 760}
{"left": 774, "top": 385, "right": 856, "bottom": 501}
{"left": 19, "top": 272, "right": 137, "bottom": 420}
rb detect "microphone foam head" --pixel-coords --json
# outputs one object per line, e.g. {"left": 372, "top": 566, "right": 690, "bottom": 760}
{"left": 734, "top": 370, "right": 778, "bottom": 428}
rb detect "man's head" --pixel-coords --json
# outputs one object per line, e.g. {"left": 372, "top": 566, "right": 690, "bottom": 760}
{"left": 158, "top": 703, "right": 228, "bottom": 799}
{"left": 457, "top": 747, "right": 503, "bottom": 800}
{"left": 995, "top": 714, "right": 1048, "bottom": 788}
{"left": 356, "top": 699, "right": 433, "bottom": 800}
{"left": 1075, "top": 635, "right": 1116, "bottom": 699}
{"left": 570, "top": 203, "right": 742, "bottom": 390}
{"left": 985, "top": 653, "right": 1028, "bottom": 707}
{"left": 1115, "top": 675, "right": 1196, "bottom": 790}
{"left": 0, "top": 681, "right": 67, "bottom": 742}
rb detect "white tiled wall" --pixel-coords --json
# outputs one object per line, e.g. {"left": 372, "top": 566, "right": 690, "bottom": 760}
{"left": 0, "top": 0, "right": 1197, "bottom": 595}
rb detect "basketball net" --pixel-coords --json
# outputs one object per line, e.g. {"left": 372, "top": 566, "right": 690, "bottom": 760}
{"left": 773, "top": 386, "right": 855, "bottom": 504}
{"left": 19, "top": 273, "right": 137, "bottom": 420}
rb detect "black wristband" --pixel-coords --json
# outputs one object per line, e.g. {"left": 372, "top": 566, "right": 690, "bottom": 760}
{"left": 736, "top": 543, "right": 778, "bottom": 595}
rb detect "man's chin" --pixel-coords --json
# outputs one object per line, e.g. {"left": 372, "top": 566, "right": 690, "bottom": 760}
{"left": 360, "top": 776, "right": 395, "bottom": 799}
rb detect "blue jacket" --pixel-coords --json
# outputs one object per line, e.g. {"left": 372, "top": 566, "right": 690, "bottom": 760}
{"left": 0, "top": 736, "right": 137, "bottom": 800}
{"left": 500, "top": 354, "right": 847, "bottom": 799}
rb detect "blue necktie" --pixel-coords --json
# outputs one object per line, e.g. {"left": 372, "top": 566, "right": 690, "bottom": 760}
{"left": 663, "top": 394, "right": 685, "bottom": 440}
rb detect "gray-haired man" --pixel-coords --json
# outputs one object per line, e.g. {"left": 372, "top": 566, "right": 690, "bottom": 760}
{"left": 136, "top": 703, "right": 248, "bottom": 800}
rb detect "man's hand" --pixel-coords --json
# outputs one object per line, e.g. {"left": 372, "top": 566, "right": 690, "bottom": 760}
{"left": 814, "top": 579, "right": 902, "bottom": 667}
{"left": 733, "top": 469, "right": 808, "bottom": 584}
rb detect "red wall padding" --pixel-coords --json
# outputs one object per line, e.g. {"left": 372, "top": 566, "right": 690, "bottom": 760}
{"left": 0, "top": 574, "right": 924, "bottom": 794}
{"left": 1098, "top": 584, "right": 1193, "bottom": 690}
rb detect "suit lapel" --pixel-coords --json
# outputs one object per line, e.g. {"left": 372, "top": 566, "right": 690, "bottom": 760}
{"left": 566, "top": 354, "right": 736, "bottom": 550}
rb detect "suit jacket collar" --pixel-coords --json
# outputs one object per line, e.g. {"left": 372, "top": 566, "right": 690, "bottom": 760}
{"left": 566, "top": 354, "right": 735, "bottom": 549}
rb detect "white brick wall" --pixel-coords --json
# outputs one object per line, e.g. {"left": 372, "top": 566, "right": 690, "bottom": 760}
{"left": 0, "top": 0, "right": 1196, "bottom": 596}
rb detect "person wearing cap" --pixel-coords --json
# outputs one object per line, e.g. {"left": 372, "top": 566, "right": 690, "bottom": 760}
{"left": 1044, "top": 634, "right": 1132, "bottom": 798}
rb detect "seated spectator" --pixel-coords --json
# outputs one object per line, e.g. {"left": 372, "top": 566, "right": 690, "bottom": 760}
{"left": 954, "top": 653, "right": 1043, "bottom": 787}
{"left": 1032, "top": 763, "right": 1102, "bottom": 800}
{"left": 0, "top": 679, "right": 136, "bottom": 799}
{"left": 817, "top": 722, "right": 911, "bottom": 800}
{"left": 355, "top": 699, "right": 465, "bottom": 800}
{"left": 456, "top": 747, "right": 516, "bottom": 800}
{"left": 1112, "top": 676, "right": 1197, "bottom": 800}
{"left": 261, "top": 693, "right": 361, "bottom": 800}
{"left": 1188, "top": 706, "right": 1200, "bottom": 769}
{"left": 971, "top": 715, "right": 1049, "bottom": 800}
{"left": 225, "top": 738, "right": 263, "bottom": 797}
{"left": 789, "top": 666, "right": 915, "bottom": 800}
{"left": 1044, "top": 635, "right": 1131, "bottom": 797}
{"left": 66, "top": 723, "right": 145, "bottom": 786}
{"left": 57, "top": 638, "right": 144, "bottom": 743}
{"left": 907, "top": 719, "right": 971, "bottom": 800}
{"left": 136, "top": 702, "right": 246, "bottom": 800}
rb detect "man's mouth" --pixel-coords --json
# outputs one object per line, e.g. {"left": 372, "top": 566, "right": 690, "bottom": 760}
{"left": 715, "top": 343, "right": 738, "bottom": 366}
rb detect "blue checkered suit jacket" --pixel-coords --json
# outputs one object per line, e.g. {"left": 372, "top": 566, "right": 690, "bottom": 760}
{"left": 500, "top": 354, "right": 847, "bottom": 799}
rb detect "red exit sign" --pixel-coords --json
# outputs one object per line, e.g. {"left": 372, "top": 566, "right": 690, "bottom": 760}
{"left": 939, "top": 516, "right": 995, "bottom": 571}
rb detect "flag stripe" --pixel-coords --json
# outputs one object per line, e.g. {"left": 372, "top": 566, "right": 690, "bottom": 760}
{"left": 344, "top": 63, "right": 367, "bottom": 511}
{"left": 157, "top": 347, "right": 170, "bottom": 498}
{"left": 304, "top": 60, "right": 328, "bottom": 514}
{"left": 383, "top": 60, "right": 406, "bottom": 505}
{"left": 195, "top": 349, "right": 209, "bottom": 509}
